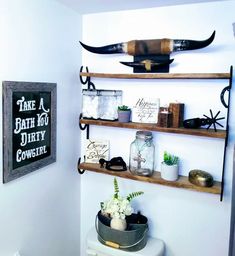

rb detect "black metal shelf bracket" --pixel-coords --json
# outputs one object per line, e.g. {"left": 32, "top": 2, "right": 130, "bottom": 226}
{"left": 78, "top": 66, "right": 93, "bottom": 175}
{"left": 79, "top": 113, "right": 90, "bottom": 139}
{"left": 77, "top": 156, "right": 85, "bottom": 174}
{"left": 80, "top": 66, "right": 96, "bottom": 90}
{"left": 220, "top": 86, "right": 230, "bottom": 109}
{"left": 220, "top": 66, "right": 233, "bottom": 109}
{"left": 220, "top": 65, "right": 233, "bottom": 201}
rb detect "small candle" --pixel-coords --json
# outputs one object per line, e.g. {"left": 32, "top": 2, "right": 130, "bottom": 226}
{"left": 158, "top": 108, "right": 172, "bottom": 128}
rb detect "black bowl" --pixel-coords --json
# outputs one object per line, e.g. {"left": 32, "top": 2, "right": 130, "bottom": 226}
{"left": 97, "top": 210, "right": 111, "bottom": 226}
{"left": 126, "top": 212, "right": 148, "bottom": 224}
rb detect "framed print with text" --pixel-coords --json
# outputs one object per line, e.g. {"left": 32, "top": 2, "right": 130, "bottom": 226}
{"left": 2, "top": 81, "right": 57, "bottom": 183}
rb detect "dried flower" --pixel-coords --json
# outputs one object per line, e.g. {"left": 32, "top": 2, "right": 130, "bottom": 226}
{"left": 101, "top": 178, "right": 143, "bottom": 219}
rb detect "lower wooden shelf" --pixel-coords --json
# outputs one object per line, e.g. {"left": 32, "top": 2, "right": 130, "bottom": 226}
{"left": 79, "top": 162, "right": 221, "bottom": 195}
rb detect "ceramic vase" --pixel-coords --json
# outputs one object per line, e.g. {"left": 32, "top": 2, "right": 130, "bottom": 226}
{"left": 110, "top": 217, "right": 127, "bottom": 231}
{"left": 118, "top": 110, "right": 131, "bottom": 123}
{"left": 161, "top": 162, "right": 179, "bottom": 181}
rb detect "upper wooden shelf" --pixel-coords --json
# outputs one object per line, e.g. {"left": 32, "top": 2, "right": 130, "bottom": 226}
{"left": 80, "top": 71, "right": 231, "bottom": 80}
{"left": 80, "top": 119, "right": 226, "bottom": 139}
{"left": 79, "top": 162, "right": 221, "bottom": 195}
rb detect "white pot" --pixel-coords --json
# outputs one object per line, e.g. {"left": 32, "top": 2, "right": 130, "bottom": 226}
{"left": 110, "top": 217, "right": 127, "bottom": 231}
{"left": 161, "top": 162, "right": 179, "bottom": 181}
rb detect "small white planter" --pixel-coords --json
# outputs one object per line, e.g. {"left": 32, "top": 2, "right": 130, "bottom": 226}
{"left": 110, "top": 217, "right": 127, "bottom": 231}
{"left": 161, "top": 162, "right": 179, "bottom": 181}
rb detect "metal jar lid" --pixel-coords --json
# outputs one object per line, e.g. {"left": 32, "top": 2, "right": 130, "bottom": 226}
{"left": 82, "top": 89, "right": 122, "bottom": 96}
{"left": 136, "top": 131, "right": 153, "bottom": 140}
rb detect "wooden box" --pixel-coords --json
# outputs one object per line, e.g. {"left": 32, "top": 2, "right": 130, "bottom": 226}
{"left": 169, "top": 103, "right": 184, "bottom": 128}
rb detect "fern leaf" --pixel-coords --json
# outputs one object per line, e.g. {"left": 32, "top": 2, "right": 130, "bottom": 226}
{"left": 113, "top": 178, "right": 119, "bottom": 199}
{"left": 127, "top": 191, "right": 144, "bottom": 201}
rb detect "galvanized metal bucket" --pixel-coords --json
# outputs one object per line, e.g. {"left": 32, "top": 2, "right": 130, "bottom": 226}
{"left": 96, "top": 211, "right": 148, "bottom": 252}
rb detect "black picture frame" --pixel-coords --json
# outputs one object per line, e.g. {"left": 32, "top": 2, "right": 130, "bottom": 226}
{"left": 2, "top": 81, "right": 57, "bottom": 183}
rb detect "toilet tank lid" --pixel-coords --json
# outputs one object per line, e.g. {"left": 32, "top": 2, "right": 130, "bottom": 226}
{"left": 86, "top": 227, "right": 165, "bottom": 256}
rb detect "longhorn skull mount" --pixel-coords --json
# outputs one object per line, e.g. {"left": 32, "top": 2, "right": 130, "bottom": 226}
{"left": 79, "top": 31, "right": 216, "bottom": 73}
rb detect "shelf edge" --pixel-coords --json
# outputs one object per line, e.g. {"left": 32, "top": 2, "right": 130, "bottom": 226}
{"left": 79, "top": 163, "right": 221, "bottom": 195}
{"left": 80, "top": 72, "right": 231, "bottom": 79}
{"left": 80, "top": 119, "right": 226, "bottom": 139}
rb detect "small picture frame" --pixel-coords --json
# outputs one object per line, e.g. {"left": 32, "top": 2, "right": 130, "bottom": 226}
{"left": 2, "top": 81, "right": 57, "bottom": 183}
{"left": 132, "top": 97, "right": 160, "bottom": 123}
{"left": 85, "top": 139, "right": 109, "bottom": 163}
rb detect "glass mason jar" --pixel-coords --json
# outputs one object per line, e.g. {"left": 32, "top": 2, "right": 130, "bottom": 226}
{"left": 129, "top": 131, "right": 155, "bottom": 176}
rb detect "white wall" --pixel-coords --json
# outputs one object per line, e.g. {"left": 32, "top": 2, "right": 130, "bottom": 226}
{"left": 81, "top": 1, "right": 235, "bottom": 255}
{"left": 0, "top": 0, "right": 81, "bottom": 255}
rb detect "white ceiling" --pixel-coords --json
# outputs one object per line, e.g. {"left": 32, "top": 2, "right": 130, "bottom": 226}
{"left": 55, "top": 0, "right": 229, "bottom": 14}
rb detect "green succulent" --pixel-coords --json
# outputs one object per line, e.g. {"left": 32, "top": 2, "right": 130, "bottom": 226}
{"left": 118, "top": 105, "right": 130, "bottom": 111}
{"left": 163, "top": 151, "right": 179, "bottom": 166}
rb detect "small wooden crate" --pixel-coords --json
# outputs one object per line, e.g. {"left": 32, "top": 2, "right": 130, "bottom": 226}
{"left": 169, "top": 103, "right": 184, "bottom": 128}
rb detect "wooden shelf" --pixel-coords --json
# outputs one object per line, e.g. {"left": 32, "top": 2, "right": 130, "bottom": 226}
{"left": 80, "top": 119, "right": 226, "bottom": 139}
{"left": 79, "top": 162, "right": 221, "bottom": 195}
{"left": 80, "top": 71, "right": 230, "bottom": 80}
{"left": 79, "top": 66, "right": 233, "bottom": 201}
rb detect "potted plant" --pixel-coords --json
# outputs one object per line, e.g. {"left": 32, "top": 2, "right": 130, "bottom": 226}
{"left": 100, "top": 177, "right": 144, "bottom": 231}
{"left": 161, "top": 151, "right": 179, "bottom": 181}
{"left": 117, "top": 105, "right": 131, "bottom": 123}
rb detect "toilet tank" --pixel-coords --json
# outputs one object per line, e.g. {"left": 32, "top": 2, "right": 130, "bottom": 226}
{"left": 86, "top": 227, "right": 165, "bottom": 256}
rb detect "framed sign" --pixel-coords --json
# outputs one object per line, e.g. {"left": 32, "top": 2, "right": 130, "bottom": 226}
{"left": 2, "top": 81, "right": 57, "bottom": 183}
{"left": 85, "top": 139, "right": 109, "bottom": 163}
{"left": 132, "top": 97, "right": 160, "bottom": 123}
